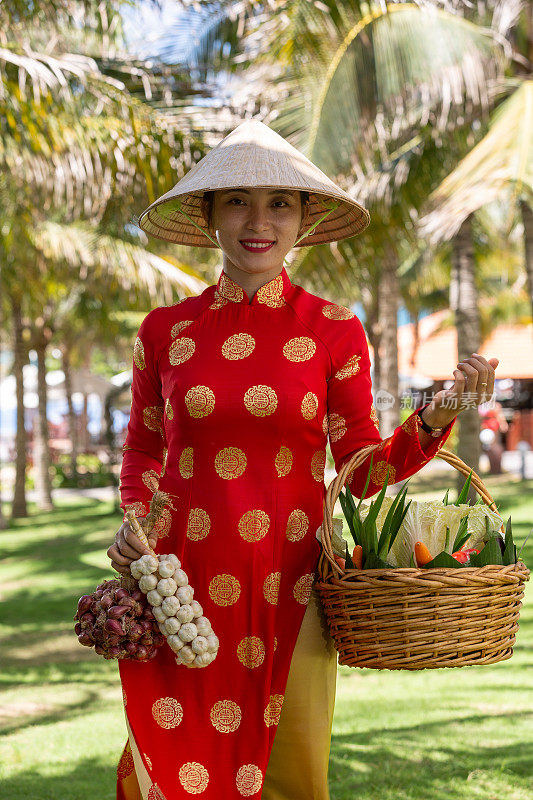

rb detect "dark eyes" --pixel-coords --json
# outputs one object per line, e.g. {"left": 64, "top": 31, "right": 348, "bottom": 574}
{"left": 227, "top": 197, "right": 289, "bottom": 207}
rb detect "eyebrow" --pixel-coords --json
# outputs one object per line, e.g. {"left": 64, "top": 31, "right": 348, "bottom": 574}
{"left": 220, "top": 188, "right": 297, "bottom": 197}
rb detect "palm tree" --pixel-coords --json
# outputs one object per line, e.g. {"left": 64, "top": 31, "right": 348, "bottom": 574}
{"left": 166, "top": 1, "right": 513, "bottom": 444}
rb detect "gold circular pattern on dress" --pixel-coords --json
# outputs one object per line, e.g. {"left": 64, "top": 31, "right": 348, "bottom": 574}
{"left": 322, "top": 413, "right": 329, "bottom": 436}
{"left": 142, "top": 469, "right": 160, "bottom": 492}
{"left": 151, "top": 697, "right": 183, "bottom": 729}
{"left": 219, "top": 272, "right": 244, "bottom": 302}
{"left": 283, "top": 336, "right": 316, "bottom": 362}
{"left": 370, "top": 403, "right": 380, "bottom": 430}
{"left": 328, "top": 412, "right": 347, "bottom": 443}
{"left": 238, "top": 509, "right": 270, "bottom": 542}
{"left": 179, "top": 446, "right": 194, "bottom": 479}
{"left": 301, "top": 392, "right": 318, "bottom": 420}
{"left": 236, "top": 764, "right": 263, "bottom": 796}
{"left": 263, "top": 694, "right": 284, "bottom": 726}
{"left": 171, "top": 320, "right": 193, "bottom": 338}
{"left": 310, "top": 449, "right": 327, "bottom": 481}
{"left": 124, "top": 501, "right": 147, "bottom": 517}
{"left": 273, "top": 636, "right": 278, "bottom": 652}
{"left": 179, "top": 762, "right": 209, "bottom": 794}
{"left": 210, "top": 294, "right": 230, "bottom": 310}
{"left": 152, "top": 507, "right": 172, "bottom": 539}
{"left": 186, "top": 508, "right": 211, "bottom": 540}
{"left": 243, "top": 385, "right": 278, "bottom": 417}
{"left": 210, "top": 700, "right": 242, "bottom": 733}
{"left": 169, "top": 337, "right": 196, "bottom": 366}
{"left": 164, "top": 398, "right": 174, "bottom": 421}
{"left": 237, "top": 636, "right": 265, "bottom": 669}
{"left": 401, "top": 414, "right": 418, "bottom": 436}
{"left": 274, "top": 446, "right": 292, "bottom": 477}
{"left": 222, "top": 333, "right": 255, "bottom": 360}
{"left": 286, "top": 509, "right": 309, "bottom": 542}
{"left": 293, "top": 573, "right": 314, "bottom": 605}
{"left": 256, "top": 273, "right": 285, "bottom": 307}
{"left": 209, "top": 574, "right": 241, "bottom": 606}
{"left": 133, "top": 337, "right": 146, "bottom": 370}
{"left": 263, "top": 572, "right": 281, "bottom": 605}
{"left": 322, "top": 303, "right": 354, "bottom": 320}
{"left": 371, "top": 460, "right": 396, "bottom": 487}
{"left": 335, "top": 354, "right": 361, "bottom": 380}
{"left": 185, "top": 385, "right": 215, "bottom": 418}
{"left": 143, "top": 406, "right": 164, "bottom": 434}
{"left": 215, "top": 447, "right": 247, "bottom": 479}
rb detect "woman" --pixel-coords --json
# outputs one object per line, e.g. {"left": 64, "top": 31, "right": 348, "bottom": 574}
{"left": 108, "top": 120, "right": 498, "bottom": 800}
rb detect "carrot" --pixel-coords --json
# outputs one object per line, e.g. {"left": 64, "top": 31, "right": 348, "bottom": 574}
{"left": 352, "top": 545, "right": 363, "bottom": 570}
{"left": 334, "top": 555, "right": 346, "bottom": 571}
{"left": 414, "top": 541, "right": 432, "bottom": 567}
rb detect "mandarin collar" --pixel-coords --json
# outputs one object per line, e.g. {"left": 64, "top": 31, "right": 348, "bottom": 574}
{"left": 214, "top": 267, "right": 292, "bottom": 308}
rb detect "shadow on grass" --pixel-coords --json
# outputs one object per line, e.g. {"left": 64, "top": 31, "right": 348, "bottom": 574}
{"left": 0, "top": 756, "right": 119, "bottom": 800}
{"left": 329, "top": 721, "right": 532, "bottom": 799}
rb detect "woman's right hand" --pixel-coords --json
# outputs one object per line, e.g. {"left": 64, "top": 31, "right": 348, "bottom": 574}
{"left": 107, "top": 516, "right": 155, "bottom": 575}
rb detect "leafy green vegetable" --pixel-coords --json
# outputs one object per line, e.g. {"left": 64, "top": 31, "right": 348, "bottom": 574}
{"left": 455, "top": 469, "right": 474, "bottom": 505}
{"left": 344, "top": 541, "right": 354, "bottom": 569}
{"left": 442, "top": 488, "right": 450, "bottom": 505}
{"left": 421, "top": 552, "right": 463, "bottom": 569}
{"left": 363, "top": 552, "right": 390, "bottom": 569}
{"left": 469, "top": 536, "right": 504, "bottom": 567}
{"left": 452, "top": 515, "right": 470, "bottom": 552}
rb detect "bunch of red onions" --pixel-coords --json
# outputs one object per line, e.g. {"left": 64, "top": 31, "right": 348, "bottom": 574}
{"left": 74, "top": 578, "right": 165, "bottom": 661}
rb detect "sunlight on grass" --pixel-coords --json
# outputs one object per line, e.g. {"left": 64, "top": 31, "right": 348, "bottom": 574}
{"left": 0, "top": 488, "right": 531, "bottom": 799}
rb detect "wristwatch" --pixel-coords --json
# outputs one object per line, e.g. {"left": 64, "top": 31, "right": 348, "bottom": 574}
{"left": 416, "top": 408, "right": 445, "bottom": 438}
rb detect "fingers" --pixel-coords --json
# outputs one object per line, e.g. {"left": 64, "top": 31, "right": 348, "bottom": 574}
{"left": 107, "top": 517, "right": 152, "bottom": 571}
{"left": 456, "top": 353, "right": 497, "bottom": 401}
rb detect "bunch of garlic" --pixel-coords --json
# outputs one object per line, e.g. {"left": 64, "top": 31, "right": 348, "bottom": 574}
{"left": 130, "top": 553, "right": 219, "bottom": 668}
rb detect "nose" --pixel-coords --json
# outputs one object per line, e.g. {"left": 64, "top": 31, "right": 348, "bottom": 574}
{"left": 246, "top": 204, "right": 272, "bottom": 232}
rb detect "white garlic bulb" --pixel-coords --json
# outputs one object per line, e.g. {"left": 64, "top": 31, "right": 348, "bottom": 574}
{"left": 178, "top": 645, "right": 195, "bottom": 664}
{"left": 130, "top": 562, "right": 143, "bottom": 580}
{"left": 176, "top": 604, "right": 194, "bottom": 624}
{"left": 152, "top": 606, "right": 167, "bottom": 623}
{"left": 178, "top": 622, "right": 198, "bottom": 643}
{"left": 173, "top": 569, "right": 189, "bottom": 587}
{"left": 165, "top": 554, "right": 181, "bottom": 569}
{"left": 195, "top": 616, "right": 212, "bottom": 637}
{"left": 158, "top": 622, "right": 167, "bottom": 635}
{"left": 157, "top": 578, "right": 177, "bottom": 597}
{"left": 146, "top": 589, "right": 163, "bottom": 607}
{"left": 161, "top": 596, "right": 180, "bottom": 616}
{"left": 137, "top": 554, "right": 159, "bottom": 574}
{"left": 194, "top": 652, "right": 213, "bottom": 667}
{"left": 138, "top": 574, "right": 158, "bottom": 594}
{"left": 163, "top": 617, "right": 180, "bottom": 636}
{"left": 206, "top": 633, "right": 219, "bottom": 653}
{"left": 167, "top": 634, "right": 184, "bottom": 653}
{"left": 191, "top": 636, "right": 208, "bottom": 655}
{"left": 190, "top": 600, "right": 203, "bottom": 618}
{"left": 158, "top": 561, "right": 175, "bottom": 579}
{"left": 176, "top": 585, "right": 194, "bottom": 605}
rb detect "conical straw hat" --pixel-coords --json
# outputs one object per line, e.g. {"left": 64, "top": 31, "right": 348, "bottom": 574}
{"left": 138, "top": 119, "right": 370, "bottom": 248}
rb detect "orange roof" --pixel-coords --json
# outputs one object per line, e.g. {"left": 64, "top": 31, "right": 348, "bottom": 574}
{"left": 394, "top": 311, "right": 533, "bottom": 380}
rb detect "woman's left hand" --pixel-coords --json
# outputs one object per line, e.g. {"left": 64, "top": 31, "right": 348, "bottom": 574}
{"left": 422, "top": 353, "right": 499, "bottom": 427}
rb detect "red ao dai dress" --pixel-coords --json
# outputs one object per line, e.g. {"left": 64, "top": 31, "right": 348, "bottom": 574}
{"left": 116, "top": 266, "right": 456, "bottom": 799}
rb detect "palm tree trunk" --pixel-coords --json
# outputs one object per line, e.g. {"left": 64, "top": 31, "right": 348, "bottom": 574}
{"left": 377, "top": 251, "right": 400, "bottom": 438}
{"left": 33, "top": 327, "right": 54, "bottom": 510}
{"left": 520, "top": 200, "right": 533, "bottom": 320}
{"left": 450, "top": 214, "right": 481, "bottom": 501}
{"left": 62, "top": 345, "right": 79, "bottom": 480}
{"left": 11, "top": 297, "right": 28, "bottom": 518}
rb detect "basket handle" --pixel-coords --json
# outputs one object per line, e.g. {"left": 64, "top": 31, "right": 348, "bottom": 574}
{"left": 319, "top": 445, "right": 503, "bottom": 579}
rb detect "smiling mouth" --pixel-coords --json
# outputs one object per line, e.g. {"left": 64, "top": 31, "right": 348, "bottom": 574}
{"left": 239, "top": 240, "right": 275, "bottom": 251}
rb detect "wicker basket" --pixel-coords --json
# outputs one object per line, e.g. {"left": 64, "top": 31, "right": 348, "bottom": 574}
{"left": 315, "top": 444, "right": 530, "bottom": 670}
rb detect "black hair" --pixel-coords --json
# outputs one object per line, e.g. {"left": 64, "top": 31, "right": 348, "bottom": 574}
{"left": 202, "top": 189, "right": 310, "bottom": 230}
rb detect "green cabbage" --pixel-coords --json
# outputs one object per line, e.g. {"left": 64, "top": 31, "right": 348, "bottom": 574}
{"left": 358, "top": 498, "right": 503, "bottom": 567}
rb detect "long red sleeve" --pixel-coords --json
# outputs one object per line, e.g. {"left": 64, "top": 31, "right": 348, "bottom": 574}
{"left": 119, "top": 310, "right": 167, "bottom": 519}
{"left": 326, "top": 313, "right": 456, "bottom": 498}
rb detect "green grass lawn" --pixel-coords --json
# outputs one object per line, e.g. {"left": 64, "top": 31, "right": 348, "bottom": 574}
{"left": 0, "top": 474, "right": 531, "bottom": 800}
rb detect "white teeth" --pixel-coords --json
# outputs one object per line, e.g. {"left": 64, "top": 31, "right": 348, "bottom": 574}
{"left": 241, "top": 241, "right": 273, "bottom": 249}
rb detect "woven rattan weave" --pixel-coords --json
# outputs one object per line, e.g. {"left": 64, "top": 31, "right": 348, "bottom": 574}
{"left": 316, "top": 444, "right": 530, "bottom": 670}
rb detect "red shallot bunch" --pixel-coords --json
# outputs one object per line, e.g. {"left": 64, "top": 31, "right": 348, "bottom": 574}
{"left": 74, "top": 578, "right": 165, "bottom": 661}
